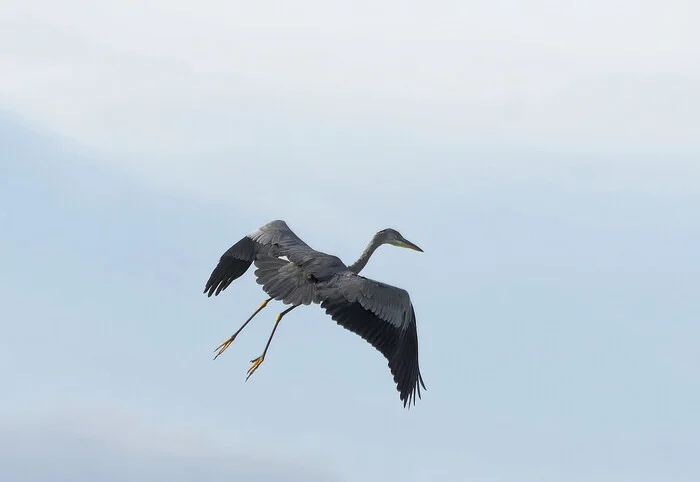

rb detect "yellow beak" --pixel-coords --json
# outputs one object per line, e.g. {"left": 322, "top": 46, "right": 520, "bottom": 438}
{"left": 399, "top": 239, "right": 423, "bottom": 252}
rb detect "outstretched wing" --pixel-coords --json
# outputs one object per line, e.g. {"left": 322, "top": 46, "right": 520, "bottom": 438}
{"left": 204, "top": 220, "right": 317, "bottom": 297}
{"left": 318, "top": 272, "right": 426, "bottom": 407}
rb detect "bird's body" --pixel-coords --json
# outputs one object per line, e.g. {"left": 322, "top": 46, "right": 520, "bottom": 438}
{"left": 204, "top": 219, "right": 426, "bottom": 407}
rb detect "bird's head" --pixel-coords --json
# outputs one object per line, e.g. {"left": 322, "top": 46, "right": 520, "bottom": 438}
{"left": 377, "top": 228, "right": 423, "bottom": 252}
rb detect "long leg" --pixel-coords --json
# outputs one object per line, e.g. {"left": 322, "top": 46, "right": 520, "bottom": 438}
{"left": 246, "top": 304, "right": 298, "bottom": 381}
{"left": 213, "top": 296, "right": 273, "bottom": 360}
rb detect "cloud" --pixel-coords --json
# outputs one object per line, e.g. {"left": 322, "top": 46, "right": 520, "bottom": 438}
{"left": 1, "top": 0, "right": 699, "bottom": 210}
{"left": 0, "top": 409, "right": 341, "bottom": 482}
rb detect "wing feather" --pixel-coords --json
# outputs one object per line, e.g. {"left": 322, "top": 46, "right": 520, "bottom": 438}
{"left": 204, "top": 220, "right": 317, "bottom": 297}
{"left": 318, "top": 273, "right": 426, "bottom": 407}
{"left": 253, "top": 256, "right": 318, "bottom": 306}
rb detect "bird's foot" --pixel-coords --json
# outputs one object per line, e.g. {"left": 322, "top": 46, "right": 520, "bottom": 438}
{"left": 246, "top": 355, "right": 265, "bottom": 381}
{"left": 213, "top": 335, "right": 236, "bottom": 360}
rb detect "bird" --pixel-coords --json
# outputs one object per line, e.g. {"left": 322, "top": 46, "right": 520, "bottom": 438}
{"left": 203, "top": 219, "right": 426, "bottom": 407}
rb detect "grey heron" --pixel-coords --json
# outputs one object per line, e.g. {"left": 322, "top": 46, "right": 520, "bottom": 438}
{"left": 204, "top": 219, "right": 426, "bottom": 407}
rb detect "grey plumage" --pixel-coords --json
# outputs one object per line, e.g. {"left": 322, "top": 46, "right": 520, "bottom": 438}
{"left": 204, "top": 219, "right": 426, "bottom": 407}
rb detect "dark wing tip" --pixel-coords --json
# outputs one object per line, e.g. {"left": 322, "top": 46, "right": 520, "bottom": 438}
{"left": 321, "top": 296, "right": 425, "bottom": 408}
{"left": 203, "top": 236, "right": 256, "bottom": 297}
{"left": 204, "top": 260, "right": 250, "bottom": 297}
{"left": 394, "top": 306, "right": 425, "bottom": 409}
{"left": 401, "top": 372, "right": 427, "bottom": 409}
{"left": 203, "top": 276, "right": 234, "bottom": 297}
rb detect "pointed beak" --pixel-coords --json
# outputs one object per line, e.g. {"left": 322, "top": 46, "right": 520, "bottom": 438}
{"left": 399, "top": 238, "right": 423, "bottom": 252}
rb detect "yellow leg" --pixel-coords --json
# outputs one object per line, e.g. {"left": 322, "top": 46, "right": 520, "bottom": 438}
{"left": 245, "top": 304, "right": 298, "bottom": 381}
{"left": 213, "top": 297, "right": 272, "bottom": 360}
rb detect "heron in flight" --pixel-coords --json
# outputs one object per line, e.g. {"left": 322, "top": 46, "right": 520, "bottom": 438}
{"left": 204, "top": 219, "right": 426, "bottom": 407}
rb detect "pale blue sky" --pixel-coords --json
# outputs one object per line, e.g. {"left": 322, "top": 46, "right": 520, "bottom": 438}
{"left": 2, "top": 112, "right": 699, "bottom": 481}
{"left": 2, "top": 1, "right": 700, "bottom": 480}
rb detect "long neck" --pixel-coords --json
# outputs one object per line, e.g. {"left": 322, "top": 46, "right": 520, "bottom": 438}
{"left": 348, "top": 235, "right": 384, "bottom": 274}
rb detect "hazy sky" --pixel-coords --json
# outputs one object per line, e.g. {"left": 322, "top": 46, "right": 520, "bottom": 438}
{"left": 2, "top": 1, "right": 699, "bottom": 481}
